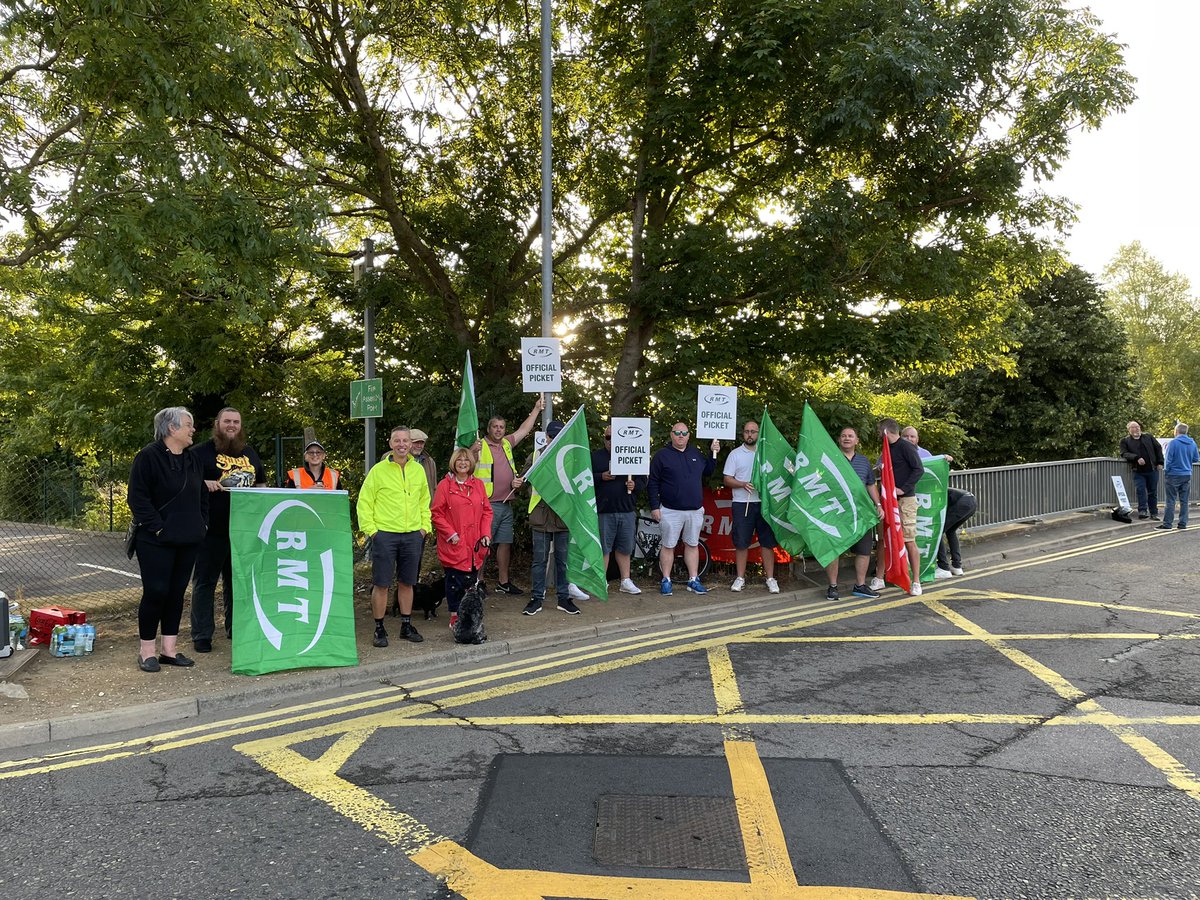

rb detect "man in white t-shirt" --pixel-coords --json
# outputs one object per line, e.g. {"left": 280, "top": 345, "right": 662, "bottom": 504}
{"left": 722, "top": 420, "right": 779, "bottom": 593}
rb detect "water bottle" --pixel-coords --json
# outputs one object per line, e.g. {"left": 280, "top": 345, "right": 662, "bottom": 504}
{"left": 73, "top": 624, "right": 86, "bottom": 656}
{"left": 84, "top": 624, "right": 95, "bottom": 653}
{"left": 51, "top": 624, "right": 65, "bottom": 657}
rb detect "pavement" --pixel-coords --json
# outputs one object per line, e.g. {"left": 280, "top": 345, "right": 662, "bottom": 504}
{"left": 0, "top": 509, "right": 1151, "bottom": 751}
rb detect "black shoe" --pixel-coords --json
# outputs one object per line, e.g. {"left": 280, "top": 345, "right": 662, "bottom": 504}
{"left": 851, "top": 583, "right": 880, "bottom": 599}
{"left": 158, "top": 653, "right": 195, "bottom": 668}
{"left": 825, "top": 585, "right": 839, "bottom": 602}
{"left": 373, "top": 625, "right": 389, "bottom": 648}
{"left": 557, "top": 598, "right": 581, "bottom": 615}
{"left": 193, "top": 639, "right": 212, "bottom": 653}
{"left": 1137, "top": 513, "right": 1150, "bottom": 520}
{"left": 495, "top": 581, "right": 524, "bottom": 595}
{"left": 138, "top": 656, "right": 161, "bottom": 673}
{"left": 400, "top": 622, "right": 424, "bottom": 643}
{"left": 1150, "top": 513, "right": 1160, "bottom": 520}
{"left": 522, "top": 598, "right": 542, "bottom": 616}
{"left": 1179, "top": 524, "right": 1187, "bottom": 530}
{"left": 1155, "top": 523, "right": 1173, "bottom": 530}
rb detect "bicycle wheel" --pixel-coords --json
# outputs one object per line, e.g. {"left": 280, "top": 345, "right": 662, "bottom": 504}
{"left": 669, "top": 541, "right": 711, "bottom": 583}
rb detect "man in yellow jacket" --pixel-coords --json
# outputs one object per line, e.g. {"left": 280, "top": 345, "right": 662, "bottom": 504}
{"left": 358, "top": 426, "right": 432, "bottom": 646}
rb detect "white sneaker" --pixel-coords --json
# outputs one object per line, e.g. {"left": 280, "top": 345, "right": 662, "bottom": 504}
{"left": 910, "top": 582, "right": 923, "bottom": 596}
{"left": 951, "top": 566, "right": 965, "bottom": 576}
{"left": 618, "top": 578, "right": 642, "bottom": 595}
{"left": 869, "top": 577, "right": 885, "bottom": 591}
{"left": 731, "top": 576, "right": 746, "bottom": 592}
{"left": 568, "top": 583, "right": 590, "bottom": 601}
{"left": 934, "top": 567, "right": 953, "bottom": 580}
{"left": 765, "top": 577, "right": 780, "bottom": 594}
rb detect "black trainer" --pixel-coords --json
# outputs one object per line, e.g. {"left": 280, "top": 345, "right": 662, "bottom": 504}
{"left": 495, "top": 581, "right": 525, "bottom": 596}
{"left": 522, "top": 598, "right": 543, "bottom": 616}
{"left": 851, "top": 583, "right": 881, "bottom": 599}
{"left": 825, "top": 584, "right": 839, "bottom": 602}
{"left": 557, "top": 598, "right": 581, "bottom": 615}
{"left": 400, "top": 622, "right": 424, "bottom": 643}
{"left": 373, "top": 624, "right": 389, "bottom": 647}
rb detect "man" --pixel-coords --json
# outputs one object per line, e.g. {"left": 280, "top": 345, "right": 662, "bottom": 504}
{"left": 647, "top": 422, "right": 718, "bottom": 595}
{"left": 872, "top": 418, "right": 924, "bottom": 596}
{"left": 823, "top": 427, "right": 885, "bottom": 601}
{"left": 409, "top": 428, "right": 439, "bottom": 499}
{"left": 1120, "top": 421, "right": 1164, "bottom": 520}
{"left": 1156, "top": 423, "right": 1199, "bottom": 530}
{"left": 475, "top": 395, "right": 544, "bottom": 594}
{"left": 191, "top": 407, "right": 267, "bottom": 653}
{"left": 592, "top": 425, "right": 646, "bottom": 595}
{"left": 286, "top": 440, "right": 340, "bottom": 489}
{"left": 522, "top": 421, "right": 580, "bottom": 616}
{"left": 934, "top": 488, "right": 977, "bottom": 578}
{"left": 722, "top": 420, "right": 780, "bottom": 594}
{"left": 902, "top": 425, "right": 953, "bottom": 463}
{"left": 358, "top": 426, "right": 432, "bottom": 645}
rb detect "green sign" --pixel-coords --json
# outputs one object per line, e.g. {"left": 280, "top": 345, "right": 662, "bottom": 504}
{"left": 229, "top": 489, "right": 358, "bottom": 675}
{"left": 350, "top": 377, "right": 384, "bottom": 419}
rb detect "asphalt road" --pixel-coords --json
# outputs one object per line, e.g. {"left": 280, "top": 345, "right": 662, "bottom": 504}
{"left": 3, "top": 525, "right": 1199, "bottom": 899}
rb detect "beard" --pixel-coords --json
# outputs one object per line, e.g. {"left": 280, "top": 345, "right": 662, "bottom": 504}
{"left": 213, "top": 427, "right": 246, "bottom": 455}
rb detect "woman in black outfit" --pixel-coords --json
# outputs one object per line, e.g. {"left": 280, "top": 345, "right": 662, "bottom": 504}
{"left": 128, "top": 407, "right": 209, "bottom": 672}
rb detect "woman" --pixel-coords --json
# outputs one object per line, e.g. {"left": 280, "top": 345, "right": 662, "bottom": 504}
{"left": 286, "top": 440, "right": 340, "bottom": 490}
{"left": 127, "top": 407, "right": 209, "bottom": 672}
{"left": 430, "top": 446, "right": 493, "bottom": 630}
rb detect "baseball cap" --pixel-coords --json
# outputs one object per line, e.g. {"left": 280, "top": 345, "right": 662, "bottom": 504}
{"left": 546, "top": 420, "right": 565, "bottom": 438}
{"left": 304, "top": 440, "right": 325, "bottom": 452}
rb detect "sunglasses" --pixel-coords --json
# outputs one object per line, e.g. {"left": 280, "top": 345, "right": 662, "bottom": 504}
{"left": 672, "top": 430, "right": 689, "bottom": 436}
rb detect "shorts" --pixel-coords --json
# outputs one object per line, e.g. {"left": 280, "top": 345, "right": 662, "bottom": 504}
{"left": 489, "top": 500, "right": 514, "bottom": 544}
{"left": 850, "top": 529, "right": 875, "bottom": 557}
{"left": 371, "top": 530, "right": 423, "bottom": 587}
{"left": 730, "top": 502, "right": 778, "bottom": 550}
{"left": 599, "top": 511, "right": 636, "bottom": 556}
{"left": 898, "top": 496, "right": 918, "bottom": 542}
{"left": 659, "top": 506, "right": 703, "bottom": 548}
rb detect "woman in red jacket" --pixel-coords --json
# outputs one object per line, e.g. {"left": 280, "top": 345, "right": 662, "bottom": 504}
{"left": 431, "top": 447, "right": 493, "bottom": 629}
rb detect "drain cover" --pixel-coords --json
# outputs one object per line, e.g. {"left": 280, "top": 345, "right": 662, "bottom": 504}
{"left": 593, "top": 794, "right": 747, "bottom": 870}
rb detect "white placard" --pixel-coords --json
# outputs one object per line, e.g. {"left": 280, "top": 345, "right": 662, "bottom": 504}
{"left": 521, "top": 337, "right": 562, "bottom": 392}
{"left": 608, "top": 417, "right": 651, "bottom": 475}
{"left": 695, "top": 385, "right": 738, "bottom": 439}
{"left": 534, "top": 430, "right": 548, "bottom": 453}
{"left": 1111, "top": 475, "right": 1131, "bottom": 510}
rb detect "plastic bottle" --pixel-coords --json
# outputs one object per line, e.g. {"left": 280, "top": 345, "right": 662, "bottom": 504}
{"left": 84, "top": 624, "right": 95, "bottom": 653}
{"left": 51, "top": 624, "right": 64, "bottom": 657}
{"left": 73, "top": 624, "right": 86, "bottom": 656}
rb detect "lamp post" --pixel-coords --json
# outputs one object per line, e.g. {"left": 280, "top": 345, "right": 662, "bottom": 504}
{"left": 354, "top": 238, "right": 376, "bottom": 478}
{"left": 540, "top": 0, "right": 553, "bottom": 430}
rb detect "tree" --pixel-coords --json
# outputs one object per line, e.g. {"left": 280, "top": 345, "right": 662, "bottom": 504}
{"left": 1103, "top": 242, "right": 1200, "bottom": 434}
{"left": 912, "top": 267, "right": 1141, "bottom": 466}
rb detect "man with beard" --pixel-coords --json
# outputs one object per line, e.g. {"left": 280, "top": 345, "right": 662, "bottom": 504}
{"left": 190, "top": 407, "right": 266, "bottom": 653}
{"left": 1120, "top": 420, "right": 1164, "bottom": 520}
{"left": 722, "top": 420, "right": 780, "bottom": 593}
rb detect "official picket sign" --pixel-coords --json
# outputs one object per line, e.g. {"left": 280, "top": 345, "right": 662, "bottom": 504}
{"left": 520, "top": 337, "right": 562, "bottom": 392}
{"left": 609, "top": 417, "right": 651, "bottom": 475}
{"left": 228, "top": 489, "right": 358, "bottom": 676}
{"left": 696, "top": 385, "right": 738, "bottom": 439}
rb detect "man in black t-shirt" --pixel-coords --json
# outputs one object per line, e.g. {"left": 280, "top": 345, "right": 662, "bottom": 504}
{"left": 190, "top": 407, "right": 266, "bottom": 653}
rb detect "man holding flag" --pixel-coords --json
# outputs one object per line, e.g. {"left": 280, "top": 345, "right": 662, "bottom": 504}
{"left": 873, "top": 418, "right": 924, "bottom": 595}
{"left": 822, "top": 426, "right": 885, "bottom": 601}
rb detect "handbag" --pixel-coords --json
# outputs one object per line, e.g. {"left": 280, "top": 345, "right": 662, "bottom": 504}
{"left": 124, "top": 520, "right": 140, "bottom": 558}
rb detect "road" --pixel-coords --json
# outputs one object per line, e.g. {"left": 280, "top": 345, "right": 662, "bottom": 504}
{"left": 3, "top": 526, "right": 1198, "bottom": 899}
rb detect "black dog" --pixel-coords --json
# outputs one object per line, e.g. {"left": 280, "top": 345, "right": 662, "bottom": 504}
{"left": 453, "top": 578, "right": 487, "bottom": 645}
{"left": 391, "top": 579, "right": 446, "bottom": 619}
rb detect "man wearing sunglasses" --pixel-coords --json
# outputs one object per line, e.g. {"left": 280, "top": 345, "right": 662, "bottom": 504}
{"left": 648, "top": 423, "right": 719, "bottom": 595}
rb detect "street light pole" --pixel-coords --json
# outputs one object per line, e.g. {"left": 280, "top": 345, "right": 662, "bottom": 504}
{"left": 540, "top": 0, "right": 554, "bottom": 430}
{"left": 358, "top": 238, "right": 376, "bottom": 478}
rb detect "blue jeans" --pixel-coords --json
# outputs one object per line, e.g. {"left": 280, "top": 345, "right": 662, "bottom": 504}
{"left": 1131, "top": 470, "right": 1159, "bottom": 516}
{"left": 1162, "top": 474, "right": 1192, "bottom": 527}
{"left": 531, "top": 529, "right": 569, "bottom": 602}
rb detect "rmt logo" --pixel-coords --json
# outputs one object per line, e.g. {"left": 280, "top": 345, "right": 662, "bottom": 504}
{"left": 704, "top": 394, "right": 731, "bottom": 405}
{"left": 528, "top": 344, "right": 554, "bottom": 358}
{"left": 618, "top": 425, "right": 644, "bottom": 439}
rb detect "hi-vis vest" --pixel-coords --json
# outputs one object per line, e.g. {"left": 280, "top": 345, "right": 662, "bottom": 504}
{"left": 290, "top": 466, "right": 339, "bottom": 490}
{"left": 475, "top": 439, "right": 515, "bottom": 498}
{"left": 528, "top": 449, "right": 542, "bottom": 512}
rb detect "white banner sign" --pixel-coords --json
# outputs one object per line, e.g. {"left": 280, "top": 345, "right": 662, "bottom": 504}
{"left": 520, "top": 337, "right": 562, "bottom": 392}
{"left": 696, "top": 385, "right": 738, "bottom": 439}
{"left": 1111, "top": 475, "right": 1132, "bottom": 510}
{"left": 609, "top": 418, "right": 652, "bottom": 475}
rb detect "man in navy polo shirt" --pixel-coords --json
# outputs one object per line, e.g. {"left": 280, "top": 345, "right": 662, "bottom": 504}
{"left": 648, "top": 422, "right": 718, "bottom": 595}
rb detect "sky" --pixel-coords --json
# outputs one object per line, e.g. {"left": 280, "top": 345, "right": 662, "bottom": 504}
{"left": 1049, "top": 2, "right": 1199, "bottom": 290}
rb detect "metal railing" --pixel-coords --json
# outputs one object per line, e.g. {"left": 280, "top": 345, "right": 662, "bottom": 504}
{"left": 950, "top": 457, "right": 1195, "bottom": 531}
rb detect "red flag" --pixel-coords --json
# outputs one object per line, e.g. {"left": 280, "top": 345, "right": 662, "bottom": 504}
{"left": 879, "top": 438, "right": 912, "bottom": 592}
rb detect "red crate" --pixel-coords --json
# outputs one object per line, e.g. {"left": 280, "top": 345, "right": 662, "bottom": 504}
{"left": 27, "top": 606, "right": 87, "bottom": 645}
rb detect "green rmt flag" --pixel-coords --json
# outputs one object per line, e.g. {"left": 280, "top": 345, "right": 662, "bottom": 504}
{"left": 751, "top": 407, "right": 808, "bottom": 558}
{"left": 785, "top": 403, "right": 880, "bottom": 568}
{"left": 912, "top": 455, "right": 950, "bottom": 583}
{"left": 455, "top": 350, "right": 478, "bottom": 449}
{"left": 525, "top": 406, "right": 609, "bottom": 599}
{"left": 228, "top": 489, "right": 358, "bottom": 676}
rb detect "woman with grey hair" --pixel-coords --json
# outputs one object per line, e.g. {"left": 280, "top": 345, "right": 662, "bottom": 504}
{"left": 127, "top": 406, "right": 209, "bottom": 672}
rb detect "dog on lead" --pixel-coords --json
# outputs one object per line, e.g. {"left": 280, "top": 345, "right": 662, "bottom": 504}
{"left": 453, "top": 540, "right": 489, "bottom": 645}
{"left": 391, "top": 578, "right": 446, "bottom": 619}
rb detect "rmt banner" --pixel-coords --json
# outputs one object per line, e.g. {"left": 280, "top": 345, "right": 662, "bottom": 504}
{"left": 229, "top": 489, "right": 358, "bottom": 676}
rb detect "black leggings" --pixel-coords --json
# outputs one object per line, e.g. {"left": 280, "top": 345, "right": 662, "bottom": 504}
{"left": 136, "top": 538, "right": 200, "bottom": 641}
{"left": 444, "top": 568, "right": 471, "bottom": 614}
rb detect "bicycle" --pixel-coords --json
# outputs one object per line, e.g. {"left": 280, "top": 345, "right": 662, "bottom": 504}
{"left": 630, "top": 514, "right": 711, "bottom": 584}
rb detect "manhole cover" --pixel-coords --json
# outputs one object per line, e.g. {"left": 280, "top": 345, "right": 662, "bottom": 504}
{"left": 593, "top": 794, "right": 747, "bottom": 870}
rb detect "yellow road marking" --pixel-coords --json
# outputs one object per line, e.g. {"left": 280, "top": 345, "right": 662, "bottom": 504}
{"left": 725, "top": 739, "right": 799, "bottom": 889}
{"left": 960, "top": 588, "right": 1200, "bottom": 620}
{"left": 709, "top": 646, "right": 749, "bottom": 740}
{"left": 749, "top": 632, "right": 1194, "bottom": 643}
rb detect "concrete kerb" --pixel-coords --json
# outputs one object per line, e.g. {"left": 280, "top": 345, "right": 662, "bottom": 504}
{"left": 1, "top": 511, "right": 1145, "bottom": 753}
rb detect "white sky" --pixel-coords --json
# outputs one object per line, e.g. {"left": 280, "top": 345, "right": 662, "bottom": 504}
{"left": 1049, "top": 2, "right": 1199, "bottom": 290}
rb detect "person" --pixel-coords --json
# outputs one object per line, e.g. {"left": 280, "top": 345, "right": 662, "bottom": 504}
{"left": 647, "top": 422, "right": 718, "bottom": 595}
{"left": 933, "top": 488, "right": 978, "bottom": 578}
{"left": 521, "top": 420, "right": 581, "bottom": 616}
{"left": 431, "top": 447, "right": 493, "bottom": 631}
{"left": 592, "top": 425, "right": 646, "bottom": 595}
{"left": 358, "top": 426, "right": 433, "bottom": 645}
{"left": 475, "top": 395, "right": 544, "bottom": 595}
{"left": 1120, "top": 421, "right": 1164, "bottom": 520}
{"left": 409, "top": 429, "right": 439, "bottom": 499}
{"left": 902, "top": 425, "right": 953, "bottom": 464}
{"left": 1156, "top": 423, "right": 1199, "bottom": 530}
{"left": 872, "top": 418, "right": 924, "bottom": 595}
{"left": 823, "top": 427, "right": 884, "bottom": 601}
{"left": 190, "top": 407, "right": 266, "bottom": 653}
{"left": 128, "top": 407, "right": 209, "bottom": 672}
{"left": 722, "top": 420, "right": 779, "bottom": 594}
{"left": 286, "top": 440, "right": 340, "bottom": 489}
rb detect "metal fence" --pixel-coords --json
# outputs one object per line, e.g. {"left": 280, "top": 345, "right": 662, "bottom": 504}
{"left": 952, "top": 457, "right": 1129, "bottom": 531}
